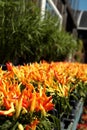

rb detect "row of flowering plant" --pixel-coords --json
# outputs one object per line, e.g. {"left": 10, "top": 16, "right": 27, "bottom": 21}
{"left": 0, "top": 62, "right": 60, "bottom": 130}
{"left": 9, "top": 61, "right": 87, "bottom": 114}
{"left": 0, "top": 61, "right": 87, "bottom": 129}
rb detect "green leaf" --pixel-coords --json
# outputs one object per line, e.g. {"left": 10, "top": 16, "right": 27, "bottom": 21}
{"left": 0, "top": 120, "right": 12, "bottom": 130}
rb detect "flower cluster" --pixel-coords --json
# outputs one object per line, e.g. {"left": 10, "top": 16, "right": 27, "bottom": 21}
{"left": 0, "top": 61, "right": 87, "bottom": 130}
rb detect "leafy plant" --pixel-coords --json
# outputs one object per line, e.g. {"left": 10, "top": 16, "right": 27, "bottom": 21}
{"left": 0, "top": 0, "right": 78, "bottom": 65}
{"left": 0, "top": 0, "right": 40, "bottom": 64}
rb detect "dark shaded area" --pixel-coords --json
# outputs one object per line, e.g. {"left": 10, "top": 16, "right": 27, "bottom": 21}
{"left": 79, "top": 11, "right": 87, "bottom": 28}
{"left": 78, "top": 30, "right": 87, "bottom": 63}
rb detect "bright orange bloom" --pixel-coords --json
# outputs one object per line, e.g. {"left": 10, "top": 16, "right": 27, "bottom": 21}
{"left": 25, "top": 119, "right": 39, "bottom": 130}
{"left": 0, "top": 61, "right": 87, "bottom": 130}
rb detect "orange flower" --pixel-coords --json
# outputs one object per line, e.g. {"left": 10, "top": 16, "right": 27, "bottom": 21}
{"left": 25, "top": 119, "right": 39, "bottom": 130}
{"left": 30, "top": 91, "right": 36, "bottom": 112}
{"left": 6, "top": 62, "right": 13, "bottom": 71}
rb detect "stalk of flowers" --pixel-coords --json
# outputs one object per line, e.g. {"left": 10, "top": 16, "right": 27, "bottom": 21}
{"left": 0, "top": 66, "right": 55, "bottom": 129}
{"left": 44, "top": 62, "right": 87, "bottom": 95}
{"left": 4, "top": 62, "right": 75, "bottom": 118}
{"left": 63, "top": 63, "right": 87, "bottom": 98}
{"left": 5, "top": 62, "right": 87, "bottom": 117}
{"left": 6, "top": 62, "right": 87, "bottom": 98}
{"left": 6, "top": 62, "right": 70, "bottom": 97}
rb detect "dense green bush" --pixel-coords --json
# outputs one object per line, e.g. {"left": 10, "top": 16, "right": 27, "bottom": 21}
{"left": 0, "top": 0, "right": 78, "bottom": 65}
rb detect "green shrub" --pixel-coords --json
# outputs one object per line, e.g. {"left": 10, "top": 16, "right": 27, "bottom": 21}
{"left": 0, "top": 0, "right": 78, "bottom": 65}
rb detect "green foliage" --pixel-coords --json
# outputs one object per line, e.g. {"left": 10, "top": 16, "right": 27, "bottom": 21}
{"left": 0, "top": 117, "right": 19, "bottom": 130}
{"left": 0, "top": 0, "right": 78, "bottom": 65}
{"left": 0, "top": 0, "right": 40, "bottom": 64}
{"left": 53, "top": 93, "right": 71, "bottom": 118}
{"left": 37, "top": 115, "right": 61, "bottom": 130}
{"left": 73, "top": 39, "right": 84, "bottom": 62}
{"left": 0, "top": 112, "right": 61, "bottom": 130}
{"left": 75, "top": 81, "right": 87, "bottom": 99}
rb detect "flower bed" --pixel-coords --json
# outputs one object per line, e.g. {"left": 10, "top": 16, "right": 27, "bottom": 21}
{"left": 0, "top": 61, "right": 87, "bottom": 130}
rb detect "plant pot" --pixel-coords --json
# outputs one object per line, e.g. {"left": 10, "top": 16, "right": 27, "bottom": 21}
{"left": 61, "top": 98, "right": 84, "bottom": 130}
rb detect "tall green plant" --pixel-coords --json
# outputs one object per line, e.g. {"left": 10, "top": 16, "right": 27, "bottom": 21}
{"left": 0, "top": 0, "right": 78, "bottom": 65}
{"left": 0, "top": 0, "right": 40, "bottom": 64}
